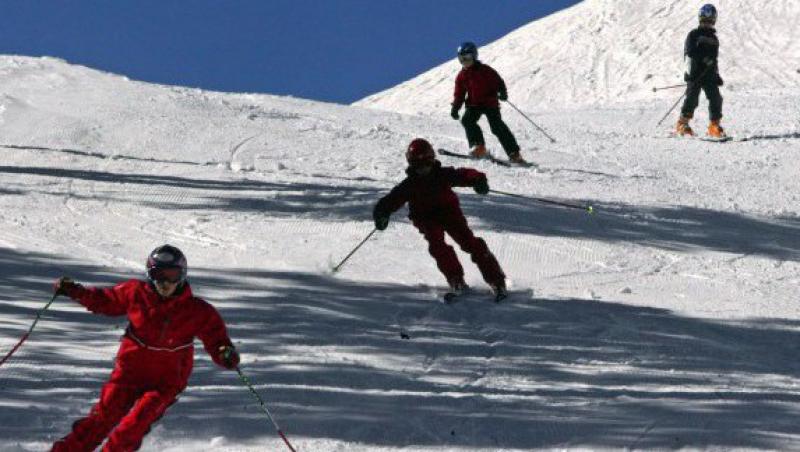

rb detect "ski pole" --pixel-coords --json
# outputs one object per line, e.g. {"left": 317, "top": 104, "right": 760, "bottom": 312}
{"left": 490, "top": 189, "right": 594, "bottom": 214}
{"left": 655, "top": 66, "right": 713, "bottom": 126}
{"left": 0, "top": 293, "right": 59, "bottom": 368}
{"left": 503, "top": 100, "right": 557, "bottom": 143}
{"left": 331, "top": 228, "right": 377, "bottom": 273}
{"left": 235, "top": 365, "right": 297, "bottom": 452}
{"left": 656, "top": 92, "right": 686, "bottom": 126}
{"left": 652, "top": 83, "right": 687, "bottom": 92}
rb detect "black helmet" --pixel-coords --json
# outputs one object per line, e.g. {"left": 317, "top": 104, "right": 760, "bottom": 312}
{"left": 699, "top": 4, "right": 717, "bottom": 23}
{"left": 146, "top": 244, "right": 188, "bottom": 284}
{"left": 457, "top": 41, "right": 478, "bottom": 60}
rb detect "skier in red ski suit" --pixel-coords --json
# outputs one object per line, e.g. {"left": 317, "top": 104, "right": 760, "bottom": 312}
{"left": 51, "top": 245, "right": 240, "bottom": 452}
{"left": 373, "top": 138, "right": 507, "bottom": 298}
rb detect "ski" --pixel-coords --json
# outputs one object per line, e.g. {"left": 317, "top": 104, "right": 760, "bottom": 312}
{"left": 441, "top": 288, "right": 532, "bottom": 304}
{"left": 442, "top": 291, "right": 462, "bottom": 304}
{"left": 697, "top": 136, "right": 734, "bottom": 143}
{"left": 663, "top": 133, "right": 739, "bottom": 143}
{"left": 437, "top": 148, "right": 537, "bottom": 168}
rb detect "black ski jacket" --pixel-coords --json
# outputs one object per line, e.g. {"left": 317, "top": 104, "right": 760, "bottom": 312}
{"left": 684, "top": 26, "right": 720, "bottom": 83}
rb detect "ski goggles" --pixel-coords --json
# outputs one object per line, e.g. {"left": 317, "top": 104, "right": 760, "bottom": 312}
{"left": 457, "top": 54, "right": 475, "bottom": 64}
{"left": 147, "top": 267, "right": 183, "bottom": 283}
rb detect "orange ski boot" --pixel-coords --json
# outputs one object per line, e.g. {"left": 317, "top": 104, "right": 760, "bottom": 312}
{"left": 470, "top": 144, "right": 488, "bottom": 158}
{"left": 675, "top": 116, "right": 694, "bottom": 136}
{"left": 707, "top": 119, "right": 726, "bottom": 138}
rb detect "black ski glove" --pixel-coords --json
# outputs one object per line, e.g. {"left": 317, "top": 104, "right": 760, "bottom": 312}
{"left": 473, "top": 177, "right": 489, "bottom": 195}
{"left": 218, "top": 345, "right": 240, "bottom": 369}
{"left": 498, "top": 92, "right": 508, "bottom": 101}
{"left": 374, "top": 216, "right": 390, "bottom": 231}
{"left": 716, "top": 74, "right": 724, "bottom": 86}
{"left": 450, "top": 105, "right": 460, "bottom": 120}
{"left": 53, "top": 277, "right": 81, "bottom": 296}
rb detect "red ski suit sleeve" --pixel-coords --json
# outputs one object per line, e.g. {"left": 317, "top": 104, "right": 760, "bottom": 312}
{"left": 66, "top": 283, "right": 129, "bottom": 316}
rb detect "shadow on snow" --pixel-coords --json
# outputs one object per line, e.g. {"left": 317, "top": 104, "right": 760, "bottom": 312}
{"left": 2, "top": 164, "right": 800, "bottom": 262}
{"left": 0, "top": 247, "right": 798, "bottom": 449}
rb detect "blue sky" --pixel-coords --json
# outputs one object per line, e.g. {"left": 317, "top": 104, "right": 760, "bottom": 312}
{"left": 0, "top": 1, "right": 580, "bottom": 104}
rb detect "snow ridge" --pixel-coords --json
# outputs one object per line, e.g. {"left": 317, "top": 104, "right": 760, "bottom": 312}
{"left": 356, "top": 0, "right": 800, "bottom": 115}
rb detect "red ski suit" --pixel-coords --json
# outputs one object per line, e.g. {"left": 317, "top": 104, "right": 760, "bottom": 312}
{"left": 452, "top": 62, "right": 507, "bottom": 109}
{"left": 374, "top": 162, "right": 505, "bottom": 287}
{"left": 52, "top": 280, "right": 236, "bottom": 452}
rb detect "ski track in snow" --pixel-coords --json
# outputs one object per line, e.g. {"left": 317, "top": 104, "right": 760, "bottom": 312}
{"left": 2, "top": 12, "right": 800, "bottom": 450}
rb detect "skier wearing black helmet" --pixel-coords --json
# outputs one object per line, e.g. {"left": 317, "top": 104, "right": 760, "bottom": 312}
{"left": 450, "top": 42, "right": 527, "bottom": 164}
{"left": 676, "top": 4, "right": 727, "bottom": 138}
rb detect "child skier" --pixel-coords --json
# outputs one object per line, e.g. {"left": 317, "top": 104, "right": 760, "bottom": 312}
{"left": 373, "top": 138, "right": 508, "bottom": 301}
{"left": 51, "top": 244, "right": 240, "bottom": 451}
{"left": 450, "top": 41, "right": 527, "bottom": 165}
{"left": 676, "top": 4, "right": 726, "bottom": 138}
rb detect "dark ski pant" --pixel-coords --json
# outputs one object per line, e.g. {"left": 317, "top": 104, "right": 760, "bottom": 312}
{"left": 461, "top": 106, "right": 521, "bottom": 157}
{"left": 412, "top": 211, "right": 505, "bottom": 288}
{"left": 681, "top": 79, "right": 723, "bottom": 121}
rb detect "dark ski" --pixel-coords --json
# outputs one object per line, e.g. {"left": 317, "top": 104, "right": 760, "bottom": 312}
{"left": 437, "top": 148, "right": 537, "bottom": 168}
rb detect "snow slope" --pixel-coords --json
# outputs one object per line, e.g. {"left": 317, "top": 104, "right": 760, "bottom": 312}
{"left": 1, "top": 30, "right": 800, "bottom": 452}
{"left": 356, "top": 0, "right": 800, "bottom": 115}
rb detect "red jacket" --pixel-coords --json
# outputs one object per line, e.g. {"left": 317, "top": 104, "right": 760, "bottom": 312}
{"left": 453, "top": 62, "right": 507, "bottom": 109}
{"left": 374, "top": 162, "right": 486, "bottom": 221}
{"left": 65, "top": 280, "right": 235, "bottom": 386}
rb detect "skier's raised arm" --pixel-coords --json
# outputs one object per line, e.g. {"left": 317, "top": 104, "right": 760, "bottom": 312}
{"left": 54, "top": 277, "right": 129, "bottom": 316}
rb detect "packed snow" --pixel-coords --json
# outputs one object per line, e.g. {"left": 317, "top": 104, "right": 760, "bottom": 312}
{"left": 2, "top": 2, "right": 800, "bottom": 450}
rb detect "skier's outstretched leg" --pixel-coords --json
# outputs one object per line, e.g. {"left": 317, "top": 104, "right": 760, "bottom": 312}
{"left": 443, "top": 214, "right": 505, "bottom": 287}
{"left": 414, "top": 218, "right": 465, "bottom": 287}
{"left": 485, "top": 108, "right": 521, "bottom": 158}
{"left": 104, "top": 390, "right": 178, "bottom": 451}
{"left": 51, "top": 383, "right": 141, "bottom": 451}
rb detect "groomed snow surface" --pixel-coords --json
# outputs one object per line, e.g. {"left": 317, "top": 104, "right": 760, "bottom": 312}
{"left": 1, "top": 17, "right": 800, "bottom": 452}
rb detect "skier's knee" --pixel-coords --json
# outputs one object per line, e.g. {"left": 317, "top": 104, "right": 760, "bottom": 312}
{"left": 428, "top": 242, "right": 451, "bottom": 257}
{"left": 462, "top": 237, "right": 488, "bottom": 255}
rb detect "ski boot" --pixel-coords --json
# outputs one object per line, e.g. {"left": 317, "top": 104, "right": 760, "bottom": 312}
{"left": 490, "top": 281, "right": 508, "bottom": 303}
{"left": 707, "top": 119, "right": 726, "bottom": 138}
{"left": 508, "top": 152, "right": 528, "bottom": 165}
{"left": 675, "top": 116, "right": 694, "bottom": 136}
{"left": 444, "top": 278, "right": 469, "bottom": 303}
{"left": 448, "top": 278, "right": 469, "bottom": 295}
{"left": 470, "top": 144, "right": 488, "bottom": 159}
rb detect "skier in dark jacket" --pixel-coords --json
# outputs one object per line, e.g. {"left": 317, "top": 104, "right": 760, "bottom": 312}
{"left": 450, "top": 42, "right": 527, "bottom": 164}
{"left": 373, "top": 138, "right": 507, "bottom": 300}
{"left": 51, "top": 245, "right": 240, "bottom": 452}
{"left": 676, "top": 4, "right": 726, "bottom": 138}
